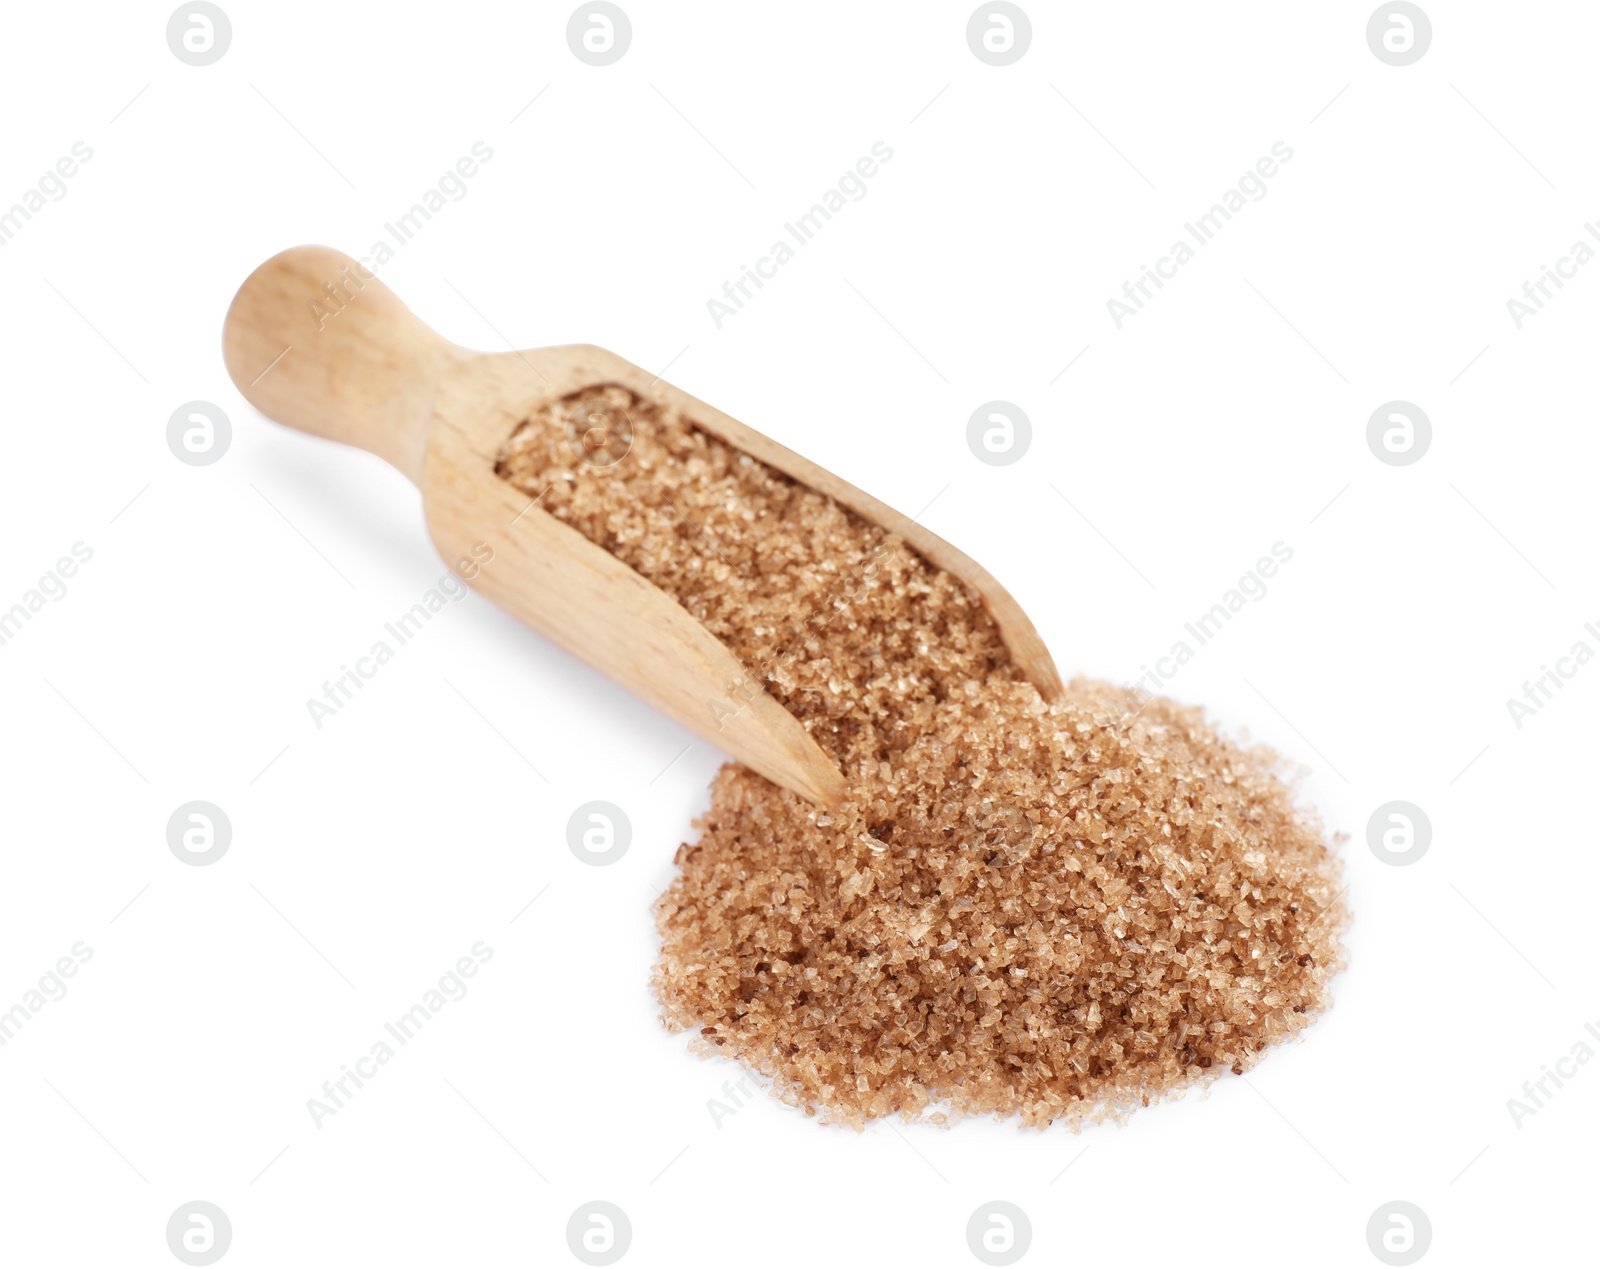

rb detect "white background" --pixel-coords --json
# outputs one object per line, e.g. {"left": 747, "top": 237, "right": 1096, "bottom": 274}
{"left": 1, "top": 2, "right": 1595, "bottom": 1265}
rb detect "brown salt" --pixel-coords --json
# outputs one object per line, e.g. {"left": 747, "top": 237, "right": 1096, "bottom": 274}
{"left": 498, "top": 385, "right": 1348, "bottom": 1129}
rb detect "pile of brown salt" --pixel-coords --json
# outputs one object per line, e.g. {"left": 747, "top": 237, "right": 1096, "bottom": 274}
{"left": 498, "top": 385, "right": 1348, "bottom": 1129}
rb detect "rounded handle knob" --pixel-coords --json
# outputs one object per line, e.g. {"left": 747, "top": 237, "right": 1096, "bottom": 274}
{"left": 222, "top": 246, "right": 459, "bottom": 485}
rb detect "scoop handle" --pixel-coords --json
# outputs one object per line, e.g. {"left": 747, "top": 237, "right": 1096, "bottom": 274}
{"left": 222, "top": 246, "right": 457, "bottom": 486}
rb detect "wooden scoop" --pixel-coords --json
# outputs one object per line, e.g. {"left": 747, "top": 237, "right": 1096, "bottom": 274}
{"left": 222, "top": 246, "right": 1063, "bottom": 806}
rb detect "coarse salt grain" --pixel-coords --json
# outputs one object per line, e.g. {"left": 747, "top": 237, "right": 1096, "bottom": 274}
{"left": 497, "top": 384, "right": 1349, "bottom": 1129}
